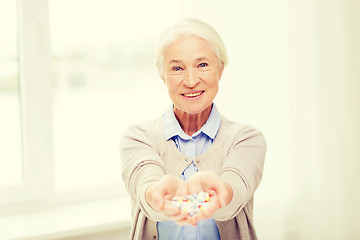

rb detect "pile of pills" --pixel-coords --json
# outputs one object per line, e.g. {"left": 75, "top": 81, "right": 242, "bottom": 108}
{"left": 171, "top": 191, "right": 210, "bottom": 216}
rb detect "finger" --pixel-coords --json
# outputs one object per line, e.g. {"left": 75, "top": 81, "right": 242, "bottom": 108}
{"left": 194, "top": 195, "right": 221, "bottom": 221}
{"left": 148, "top": 182, "right": 176, "bottom": 211}
{"left": 161, "top": 200, "right": 181, "bottom": 215}
{"left": 173, "top": 216, "right": 193, "bottom": 226}
{"left": 176, "top": 184, "right": 189, "bottom": 197}
{"left": 187, "top": 183, "right": 202, "bottom": 194}
{"left": 206, "top": 188, "right": 216, "bottom": 197}
{"left": 170, "top": 213, "right": 197, "bottom": 226}
{"left": 213, "top": 182, "right": 233, "bottom": 208}
{"left": 166, "top": 210, "right": 190, "bottom": 224}
{"left": 157, "top": 179, "right": 187, "bottom": 209}
{"left": 200, "top": 182, "right": 231, "bottom": 208}
{"left": 151, "top": 194, "right": 166, "bottom": 211}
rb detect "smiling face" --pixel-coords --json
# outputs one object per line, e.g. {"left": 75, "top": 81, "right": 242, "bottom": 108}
{"left": 162, "top": 35, "right": 223, "bottom": 116}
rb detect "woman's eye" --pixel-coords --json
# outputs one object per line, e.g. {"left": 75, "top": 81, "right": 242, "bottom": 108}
{"left": 173, "top": 66, "right": 183, "bottom": 71}
{"left": 198, "top": 62, "right": 208, "bottom": 68}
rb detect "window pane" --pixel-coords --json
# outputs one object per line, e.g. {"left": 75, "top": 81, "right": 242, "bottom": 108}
{"left": 0, "top": 1, "right": 23, "bottom": 187}
{"left": 49, "top": 0, "right": 177, "bottom": 191}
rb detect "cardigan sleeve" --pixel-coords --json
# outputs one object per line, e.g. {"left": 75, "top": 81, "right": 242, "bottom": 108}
{"left": 120, "top": 121, "right": 168, "bottom": 221}
{"left": 214, "top": 123, "right": 266, "bottom": 221}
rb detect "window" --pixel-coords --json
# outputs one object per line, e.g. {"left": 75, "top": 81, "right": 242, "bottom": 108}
{"left": 1, "top": 0, "right": 225, "bottom": 206}
{"left": 0, "top": 0, "right": 22, "bottom": 187}
{"left": 0, "top": 0, "right": 55, "bottom": 205}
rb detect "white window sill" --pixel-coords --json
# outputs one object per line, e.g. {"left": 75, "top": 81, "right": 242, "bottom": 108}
{"left": 0, "top": 197, "right": 132, "bottom": 240}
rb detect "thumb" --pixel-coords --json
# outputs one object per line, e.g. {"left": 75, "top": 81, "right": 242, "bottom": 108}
{"left": 215, "top": 182, "right": 233, "bottom": 208}
{"left": 153, "top": 192, "right": 166, "bottom": 211}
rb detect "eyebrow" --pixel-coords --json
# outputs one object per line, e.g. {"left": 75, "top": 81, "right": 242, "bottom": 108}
{"left": 195, "top": 57, "right": 210, "bottom": 62}
{"left": 168, "top": 57, "right": 210, "bottom": 65}
{"left": 168, "top": 59, "right": 183, "bottom": 64}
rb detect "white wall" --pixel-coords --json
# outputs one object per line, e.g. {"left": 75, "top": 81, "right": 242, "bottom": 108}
{"left": 315, "top": 1, "right": 360, "bottom": 238}
{"left": 60, "top": 1, "right": 359, "bottom": 239}
{"left": 216, "top": 0, "right": 360, "bottom": 239}
{"left": 9, "top": 1, "right": 357, "bottom": 239}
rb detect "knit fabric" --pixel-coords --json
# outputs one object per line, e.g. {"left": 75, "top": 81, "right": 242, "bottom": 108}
{"left": 120, "top": 115, "right": 266, "bottom": 240}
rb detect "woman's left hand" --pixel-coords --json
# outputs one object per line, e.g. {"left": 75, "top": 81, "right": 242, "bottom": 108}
{"left": 186, "top": 171, "right": 233, "bottom": 223}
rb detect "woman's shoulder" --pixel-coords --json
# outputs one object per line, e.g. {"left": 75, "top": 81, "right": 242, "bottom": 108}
{"left": 121, "top": 117, "right": 163, "bottom": 142}
{"left": 219, "top": 116, "right": 266, "bottom": 146}
{"left": 221, "top": 116, "right": 262, "bottom": 134}
{"left": 126, "top": 117, "right": 162, "bottom": 132}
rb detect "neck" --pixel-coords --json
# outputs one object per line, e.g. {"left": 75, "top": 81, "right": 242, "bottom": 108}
{"left": 174, "top": 104, "right": 212, "bottom": 136}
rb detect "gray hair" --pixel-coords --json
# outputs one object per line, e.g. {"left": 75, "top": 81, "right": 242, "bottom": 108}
{"left": 154, "top": 18, "right": 228, "bottom": 77}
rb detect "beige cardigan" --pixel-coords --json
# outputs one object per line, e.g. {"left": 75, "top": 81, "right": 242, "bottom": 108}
{"left": 120, "top": 116, "right": 266, "bottom": 240}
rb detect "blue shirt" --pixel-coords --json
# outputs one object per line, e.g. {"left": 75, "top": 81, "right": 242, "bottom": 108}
{"left": 158, "top": 103, "right": 222, "bottom": 240}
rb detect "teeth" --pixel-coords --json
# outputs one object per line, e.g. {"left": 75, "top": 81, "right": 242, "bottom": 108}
{"left": 184, "top": 91, "right": 203, "bottom": 97}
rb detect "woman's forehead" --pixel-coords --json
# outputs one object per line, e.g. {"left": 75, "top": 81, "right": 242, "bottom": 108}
{"left": 164, "top": 36, "right": 218, "bottom": 63}
{"left": 167, "top": 35, "right": 210, "bottom": 50}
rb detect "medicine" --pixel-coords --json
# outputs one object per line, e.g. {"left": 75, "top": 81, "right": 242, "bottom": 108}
{"left": 171, "top": 191, "right": 210, "bottom": 216}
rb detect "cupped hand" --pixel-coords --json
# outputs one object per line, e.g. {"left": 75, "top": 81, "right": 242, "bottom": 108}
{"left": 145, "top": 172, "right": 233, "bottom": 225}
{"left": 186, "top": 171, "right": 233, "bottom": 223}
{"left": 145, "top": 175, "right": 190, "bottom": 225}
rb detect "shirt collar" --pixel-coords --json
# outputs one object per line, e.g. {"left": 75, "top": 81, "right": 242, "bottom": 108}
{"left": 162, "top": 103, "right": 222, "bottom": 141}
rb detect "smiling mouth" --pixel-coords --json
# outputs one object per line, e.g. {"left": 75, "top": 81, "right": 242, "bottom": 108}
{"left": 182, "top": 91, "right": 204, "bottom": 98}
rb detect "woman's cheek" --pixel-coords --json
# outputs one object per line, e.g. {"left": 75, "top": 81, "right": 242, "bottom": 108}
{"left": 166, "top": 79, "right": 179, "bottom": 93}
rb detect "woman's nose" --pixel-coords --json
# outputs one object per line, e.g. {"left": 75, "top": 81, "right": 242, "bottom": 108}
{"left": 184, "top": 70, "right": 199, "bottom": 88}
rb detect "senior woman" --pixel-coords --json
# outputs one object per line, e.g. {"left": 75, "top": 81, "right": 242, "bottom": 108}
{"left": 121, "top": 19, "right": 266, "bottom": 240}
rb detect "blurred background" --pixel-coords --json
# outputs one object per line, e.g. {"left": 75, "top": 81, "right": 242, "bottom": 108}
{"left": 0, "top": 0, "right": 359, "bottom": 239}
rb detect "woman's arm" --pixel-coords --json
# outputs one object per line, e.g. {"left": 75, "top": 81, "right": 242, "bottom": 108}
{"left": 121, "top": 122, "right": 196, "bottom": 223}
{"left": 120, "top": 123, "right": 168, "bottom": 221}
{"left": 214, "top": 125, "right": 267, "bottom": 221}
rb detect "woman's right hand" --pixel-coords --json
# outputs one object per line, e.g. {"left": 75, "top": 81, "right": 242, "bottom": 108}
{"left": 145, "top": 175, "right": 190, "bottom": 225}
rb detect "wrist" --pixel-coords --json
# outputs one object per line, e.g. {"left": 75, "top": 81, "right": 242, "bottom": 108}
{"left": 221, "top": 181, "right": 233, "bottom": 207}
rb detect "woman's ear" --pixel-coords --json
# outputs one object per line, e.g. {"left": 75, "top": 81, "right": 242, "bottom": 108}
{"left": 218, "top": 63, "right": 224, "bottom": 81}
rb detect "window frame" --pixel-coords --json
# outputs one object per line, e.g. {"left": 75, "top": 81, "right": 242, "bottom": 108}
{"left": 0, "top": 0, "right": 53, "bottom": 206}
{"left": 0, "top": 0, "right": 125, "bottom": 208}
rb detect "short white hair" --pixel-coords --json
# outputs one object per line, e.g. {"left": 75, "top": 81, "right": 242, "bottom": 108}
{"left": 154, "top": 18, "right": 228, "bottom": 77}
